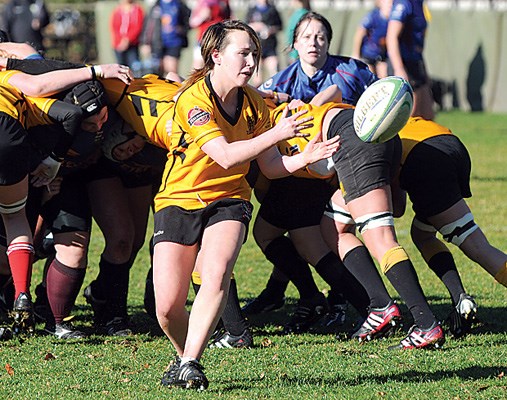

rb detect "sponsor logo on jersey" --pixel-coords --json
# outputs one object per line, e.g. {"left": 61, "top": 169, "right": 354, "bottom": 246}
{"left": 154, "top": 230, "right": 164, "bottom": 236}
{"left": 187, "top": 107, "right": 211, "bottom": 126}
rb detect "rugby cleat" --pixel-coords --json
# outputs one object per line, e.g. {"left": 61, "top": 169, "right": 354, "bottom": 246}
{"left": 350, "top": 301, "right": 402, "bottom": 342}
{"left": 284, "top": 293, "right": 328, "bottom": 334}
{"left": 11, "top": 292, "right": 35, "bottom": 335}
{"left": 169, "top": 360, "right": 209, "bottom": 391}
{"left": 96, "top": 316, "right": 132, "bottom": 336}
{"left": 45, "top": 319, "right": 87, "bottom": 339}
{"left": 242, "top": 289, "right": 285, "bottom": 316}
{"left": 389, "top": 322, "right": 445, "bottom": 350}
{"left": 320, "top": 302, "right": 348, "bottom": 329}
{"left": 209, "top": 328, "right": 253, "bottom": 349}
{"left": 161, "top": 356, "right": 181, "bottom": 387}
{"left": 447, "top": 293, "right": 478, "bottom": 338}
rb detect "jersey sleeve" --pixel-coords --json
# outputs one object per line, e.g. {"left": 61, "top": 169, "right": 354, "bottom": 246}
{"left": 173, "top": 91, "right": 222, "bottom": 148}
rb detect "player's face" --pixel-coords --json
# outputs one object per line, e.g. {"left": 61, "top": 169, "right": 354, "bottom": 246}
{"left": 81, "top": 106, "right": 109, "bottom": 133}
{"left": 112, "top": 134, "right": 145, "bottom": 161}
{"left": 215, "top": 30, "right": 258, "bottom": 87}
{"left": 294, "top": 19, "right": 329, "bottom": 69}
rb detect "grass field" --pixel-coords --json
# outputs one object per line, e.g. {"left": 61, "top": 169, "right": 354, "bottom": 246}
{"left": 1, "top": 111, "right": 506, "bottom": 399}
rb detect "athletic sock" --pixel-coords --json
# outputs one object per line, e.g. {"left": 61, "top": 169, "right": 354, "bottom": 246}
{"left": 263, "top": 272, "right": 290, "bottom": 299}
{"left": 314, "top": 251, "right": 369, "bottom": 316}
{"left": 97, "top": 257, "right": 132, "bottom": 319}
{"left": 264, "top": 236, "right": 319, "bottom": 299}
{"left": 427, "top": 251, "right": 465, "bottom": 304}
{"left": 46, "top": 258, "right": 86, "bottom": 324}
{"left": 385, "top": 260, "right": 436, "bottom": 329}
{"left": 342, "top": 246, "right": 392, "bottom": 309}
{"left": 192, "top": 272, "right": 249, "bottom": 336}
{"left": 7, "top": 242, "right": 34, "bottom": 298}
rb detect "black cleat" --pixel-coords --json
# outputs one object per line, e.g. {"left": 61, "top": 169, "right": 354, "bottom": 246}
{"left": 45, "top": 319, "right": 87, "bottom": 339}
{"left": 209, "top": 328, "right": 253, "bottom": 349}
{"left": 96, "top": 316, "right": 132, "bottom": 336}
{"left": 161, "top": 356, "right": 181, "bottom": 387}
{"left": 447, "top": 293, "right": 478, "bottom": 338}
{"left": 284, "top": 293, "right": 328, "bottom": 334}
{"left": 170, "top": 360, "right": 209, "bottom": 391}
{"left": 242, "top": 289, "right": 285, "bottom": 316}
{"left": 11, "top": 292, "right": 35, "bottom": 335}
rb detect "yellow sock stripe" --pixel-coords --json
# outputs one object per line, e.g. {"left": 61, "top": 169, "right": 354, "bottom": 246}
{"left": 420, "top": 241, "right": 450, "bottom": 263}
{"left": 191, "top": 271, "right": 202, "bottom": 285}
{"left": 494, "top": 263, "right": 507, "bottom": 287}
{"left": 381, "top": 246, "right": 410, "bottom": 274}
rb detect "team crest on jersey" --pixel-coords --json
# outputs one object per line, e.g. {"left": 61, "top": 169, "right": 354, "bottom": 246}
{"left": 187, "top": 107, "right": 211, "bottom": 126}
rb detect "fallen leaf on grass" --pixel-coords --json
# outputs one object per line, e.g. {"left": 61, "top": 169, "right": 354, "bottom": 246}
{"left": 260, "top": 372, "right": 265, "bottom": 380}
{"left": 260, "top": 338, "right": 273, "bottom": 347}
{"left": 498, "top": 371, "right": 505, "bottom": 379}
{"left": 44, "top": 353, "right": 56, "bottom": 361}
{"left": 368, "top": 354, "right": 379, "bottom": 359}
{"left": 5, "top": 364, "right": 14, "bottom": 376}
{"left": 120, "top": 378, "right": 131, "bottom": 383}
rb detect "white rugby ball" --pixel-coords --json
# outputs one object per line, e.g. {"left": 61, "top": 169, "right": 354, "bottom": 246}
{"left": 353, "top": 76, "right": 413, "bottom": 143}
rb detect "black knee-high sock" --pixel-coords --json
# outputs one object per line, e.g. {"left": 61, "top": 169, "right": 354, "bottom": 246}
{"left": 192, "top": 273, "right": 248, "bottom": 335}
{"left": 262, "top": 268, "right": 290, "bottom": 299}
{"left": 314, "top": 252, "right": 370, "bottom": 317}
{"left": 427, "top": 251, "right": 465, "bottom": 304}
{"left": 342, "top": 246, "right": 392, "bottom": 308}
{"left": 95, "top": 256, "right": 132, "bottom": 319}
{"left": 264, "top": 236, "right": 320, "bottom": 300}
{"left": 385, "top": 260, "right": 436, "bottom": 329}
{"left": 46, "top": 259, "right": 86, "bottom": 325}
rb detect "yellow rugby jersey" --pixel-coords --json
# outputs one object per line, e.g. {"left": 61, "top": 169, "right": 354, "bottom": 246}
{"left": 0, "top": 70, "right": 58, "bottom": 128}
{"left": 272, "top": 102, "right": 353, "bottom": 179}
{"left": 399, "top": 117, "right": 452, "bottom": 165}
{"left": 102, "top": 74, "right": 180, "bottom": 150}
{"left": 155, "top": 75, "right": 272, "bottom": 211}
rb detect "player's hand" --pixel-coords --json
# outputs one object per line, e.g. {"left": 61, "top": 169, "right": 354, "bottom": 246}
{"left": 98, "top": 64, "right": 134, "bottom": 84}
{"left": 31, "top": 156, "right": 62, "bottom": 187}
{"left": 302, "top": 132, "right": 340, "bottom": 165}
{"left": 273, "top": 107, "right": 314, "bottom": 140}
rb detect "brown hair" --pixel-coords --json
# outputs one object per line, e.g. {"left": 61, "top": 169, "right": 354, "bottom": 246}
{"left": 291, "top": 11, "right": 333, "bottom": 49}
{"left": 180, "top": 20, "right": 261, "bottom": 93}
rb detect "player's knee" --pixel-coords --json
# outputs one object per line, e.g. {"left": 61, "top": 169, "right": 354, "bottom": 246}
{"left": 355, "top": 212, "right": 394, "bottom": 235}
{"left": 439, "top": 212, "right": 478, "bottom": 247}
{"left": 323, "top": 200, "right": 355, "bottom": 227}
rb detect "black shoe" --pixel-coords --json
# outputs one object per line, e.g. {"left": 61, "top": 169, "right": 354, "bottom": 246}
{"left": 11, "top": 292, "right": 35, "bottom": 335}
{"left": 83, "top": 283, "right": 107, "bottom": 324}
{"left": 96, "top": 316, "right": 132, "bottom": 336}
{"left": 171, "top": 360, "right": 209, "bottom": 390}
{"left": 209, "top": 328, "right": 253, "bottom": 349}
{"left": 242, "top": 289, "right": 285, "bottom": 316}
{"left": 45, "top": 319, "right": 87, "bottom": 339}
{"left": 161, "top": 356, "right": 181, "bottom": 386}
{"left": 33, "top": 283, "right": 50, "bottom": 323}
{"left": 0, "top": 326, "right": 13, "bottom": 340}
{"left": 320, "top": 302, "right": 348, "bottom": 329}
{"left": 446, "top": 293, "right": 478, "bottom": 338}
{"left": 284, "top": 293, "right": 328, "bottom": 334}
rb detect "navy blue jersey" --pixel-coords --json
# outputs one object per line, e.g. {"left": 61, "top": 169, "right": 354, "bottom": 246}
{"left": 360, "top": 8, "right": 389, "bottom": 61}
{"left": 258, "top": 54, "right": 377, "bottom": 105}
{"left": 390, "top": 0, "right": 427, "bottom": 62}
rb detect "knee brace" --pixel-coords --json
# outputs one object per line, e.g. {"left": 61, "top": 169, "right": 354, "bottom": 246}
{"left": 439, "top": 212, "right": 478, "bottom": 247}
{"left": 0, "top": 196, "right": 27, "bottom": 214}
{"left": 380, "top": 246, "right": 410, "bottom": 274}
{"left": 355, "top": 212, "right": 394, "bottom": 235}
{"left": 323, "top": 200, "right": 354, "bottom": 225}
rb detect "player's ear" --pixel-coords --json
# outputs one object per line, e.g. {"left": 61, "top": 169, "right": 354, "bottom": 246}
{"left": 212, "top": 49, "right": 222, "bottom": 66}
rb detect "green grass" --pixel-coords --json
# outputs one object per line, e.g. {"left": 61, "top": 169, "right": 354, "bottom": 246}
{"left": 1, "top": 111, "right": 507, "bottom": 399}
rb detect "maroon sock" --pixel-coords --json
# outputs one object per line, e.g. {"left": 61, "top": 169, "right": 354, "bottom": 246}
{"left": 46, "top": 258, "right": 86, "bottom": 324}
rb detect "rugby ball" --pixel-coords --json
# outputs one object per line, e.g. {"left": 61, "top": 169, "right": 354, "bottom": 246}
{"left": 353, "top": 76, "right": 413, "bottom": 143}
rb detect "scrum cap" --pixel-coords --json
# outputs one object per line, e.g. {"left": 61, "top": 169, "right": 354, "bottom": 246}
{"left": 64, "top": 80, "right": 108, "bottom": 117}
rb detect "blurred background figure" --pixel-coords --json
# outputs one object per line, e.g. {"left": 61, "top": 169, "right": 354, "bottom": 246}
{"left": 285, "top": 0, "right": 311, "bottom": 65}
{"left": 386, "top": 0, "right": 435, "bottom": 119}
{"left": 110, "top": 0, "right": 145, "bottom": 68}
{"left": 245, "top": 0, "right": 282, "bottom": 87}
{"left": 141, "top": 0, "right": 191, "bottom": 77}
{"left": 0, "top": 0, "right": 49, "bottom": 53}
{"left": 189, "top": 0, "right": 231, "bottom": 70}
{"left": 352, "top": 0, "right": 392, "bottom": 78}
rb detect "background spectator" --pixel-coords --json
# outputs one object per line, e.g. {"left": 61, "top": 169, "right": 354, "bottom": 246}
{"left": 110, "top": 0, "right": 145, "bottom": 68}
{"left": 245, "top": 0, "right": 282, "bottom": 87}
{"left": 0, "top": 0, "right": 49, "bottom": 53}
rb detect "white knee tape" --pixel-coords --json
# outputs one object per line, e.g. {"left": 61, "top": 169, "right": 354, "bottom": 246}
{"left": 413, "top": 218, "right": 437, "bottom": 233}
{"left": 0, "top": 197, "right": 27, "bottom": 214}
{"left": 439, "top": 212, "right": 478, "bottom": 246}
{"left": 355, "top": 212, "right": 394, "bottom": 234}
{"left": 323, "top": 201, "right": 355, "bottom": 225}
